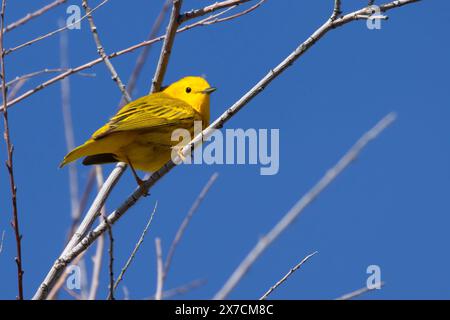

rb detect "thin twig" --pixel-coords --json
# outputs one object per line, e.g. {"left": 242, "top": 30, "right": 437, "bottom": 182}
{"left": 59, "top": 22, "right": 79, "bottom": 223}
{"left": 155, "top": 238, "right": 163, "bottom": 300}
{"left": 331, "top": 0, "right": 342, "bottom": 20}
{"left": 150, "top": 0, "right": 183, "bottom": 93}
{"left": 32, "top": 0, "right": 418, "bottom": 300}
{"left": 179, "top": 0, "right": 250, "bottom": 22}
{"left": 96, "top": 166, "right": 114, "bottom": 300}
{"left": 0, "top": 0, "right": 24, "bottom": 300}
{"left": 213, "top": 113, "right": 397, "bottom": 299}
{"left": 68, "top": 168, "right": 96, "bottom": 239}
{"left": 109, "top": 202, "right": 158, "bottom": 298}
{"left": 5, "top": 68, "right": 94, "bottom": 88}
{"left": 260, "top": 251, "right": 318, "bottom": 300}
{"left": 199, "top": 0, "right": 264, "bottom": 25}
{"left": 4, "top": 0, "right": 67, "bottom": 33}
{"left": 6, "top": 79, "right": 26, "bottom": 100}
{"left": 5, "top": 0, "right": 261, "bottom": 111}
{"left": 164, "top": 173, "right": 219, "bottom": 278}
{"left": 88, "top": 166, "right": 107, "bottom": 300}
{"left": 120, "top": 0, "right": 172, "bottom": 106}
{"left": 88, "top": 230, "right": 104, "bottom": 300}
{"left": 0, "top": 230, "right": 5, "bottom": 254}
{"left": 5, "top": 0, "right": 109, "bottom": 55}
{"left": 104, "top": 216, "right": 114, "bottom": 300}
{"left": 336, "top": 282, "right": 385, "bottom": 300}
{"left": 83, "top": 0, "right": 131, "bottom": 102}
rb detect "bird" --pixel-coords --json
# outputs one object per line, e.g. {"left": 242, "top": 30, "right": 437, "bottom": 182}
{"left": 60, "top": 76, "right": 216, "bottom": 186}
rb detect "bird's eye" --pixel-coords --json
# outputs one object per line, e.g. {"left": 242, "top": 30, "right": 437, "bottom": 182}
{"left": 185, "top": 87, "right": 192, "bottom": 93}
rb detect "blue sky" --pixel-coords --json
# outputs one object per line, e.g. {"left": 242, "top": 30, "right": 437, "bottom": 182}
{"left": 0, "top": 0, "right": 449, "bottom": 299}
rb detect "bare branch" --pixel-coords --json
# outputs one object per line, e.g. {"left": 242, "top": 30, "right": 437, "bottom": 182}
{"left": 104, "top": 216, "right": 114, "bottom": 300}
{"left": 88, "top": 166, "right": 107, "bottom": 300}
{"left": 260, "top": 251, "right": 317, "bottom": 300}
{"left": 5, "top": 0, "right": 109, "bottom": 55}
{"left": 96, "top": 168, "right": 115, "bottom": 301}
{"left": 88, "top": 231, "right": 104, "bottom": 300}
{"left": 59, "top": 23, "right": 79, "bottom": 223}
{"left": 331, "top": 0, "right": 342, "bottom": 20}
{"left": 164, "top": 173, "right": 219, "bottom": 278}
{"left": 4, "top": 0, "right": 67, "bottom": 33}
{"left": 109, "top": 202, "right": 158, "bottom": 298}
{"left": 214, "top": 113, "right": 396, "bottom": 300}
{"left": 0, "top": 230, "right": 5, "bottom": 254}
{"left": 179, "top": 0, "right": 250, "bottom": 23}
{"left": 5, "top": 68, "right": 94, "bottom": 89}
{"left": 154, "top": 238, "right": 164, "bottom": 300}
{"left": 83, "top": 0, "right": 131, "bottom": 102}
{"left": 47, "top": 250, "right": 87, "bottom": 299}
{"left": 120, "top": 0, "right": 172, "bottom": 106}
{"left": 0, "top": 0, "right": 24, "bottom": 300}
{"left": 199, "top": 0, "right": 264, "bottom": 25}
{"left": 68, "top": 168, "right": 96, "bottom": 238}
{"left": 5, "top": 1, "right": 261, "bottom": 110}
{"left": 336, "top": 282, "right": 385, "bottom": 300}
{"left": 150, "top": 0, "right": 183, "bottom": 93}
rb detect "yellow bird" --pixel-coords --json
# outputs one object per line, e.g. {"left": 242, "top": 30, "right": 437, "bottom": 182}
{"left": 60, "top": 76, "right": 216, "bottom": 185}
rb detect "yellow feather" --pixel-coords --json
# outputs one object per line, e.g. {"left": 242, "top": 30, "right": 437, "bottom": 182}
{"left": 60, "top": 76, "right": 215, "bottom": 173}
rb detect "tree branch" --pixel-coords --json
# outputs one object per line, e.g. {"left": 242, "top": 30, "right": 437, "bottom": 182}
{"left": 336, "top": 282, "right": 385, "bottom": 300}
{"left": 213, "top": 113, "right": 396, "bottom": 299}
{"left": 4, "top": 0, "right": 262, "bottom": 111}
{"left": 5, "top": 0, "right": 109, "bottom": 55}
{"left": 83, "top": 0, "right": 131, "bottom": 102}
{"left": 214, "top": 113, "right": 396, "bottom": 299}
{"left": 260, "top": 251, "right": 318, "bottom": 300}
{"left": 150, "top": 0, "right": 183, "bottom": 93}
{"left": 0, "top": 0, "right": 24, "bottom": 300}
{"left": 109, "top": 202, "right": 158, "bottom": 298}
{"left": 164, "top": 173, "right": 219, "bottom": 279}
{"left": 4, "top": 0, "right": 67, "bottom": 33}
{"left": 154, "top": 238, "right": 164, "bottom": 300}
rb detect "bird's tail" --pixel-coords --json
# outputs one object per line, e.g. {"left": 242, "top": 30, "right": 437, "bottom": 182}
{"left": 59, "top": 140, "right": 96, "bottom": 168}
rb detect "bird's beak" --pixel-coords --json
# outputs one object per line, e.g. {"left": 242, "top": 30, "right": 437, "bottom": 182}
{"left": 201, "top": 87, "right": 217, "bottom": 94}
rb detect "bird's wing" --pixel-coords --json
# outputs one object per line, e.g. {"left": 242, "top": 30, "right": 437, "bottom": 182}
{"left": 92, "top": 93, "right": 200, "bottom": 140}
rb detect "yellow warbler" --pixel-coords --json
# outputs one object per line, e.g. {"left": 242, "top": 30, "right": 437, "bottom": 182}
{"left": 60, "top": 76, "right": 216, "bottom": 184}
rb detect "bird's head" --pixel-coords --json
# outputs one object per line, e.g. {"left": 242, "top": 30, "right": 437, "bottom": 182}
{"left": 163, "top": 76, "right": 216, "bottom": 125}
